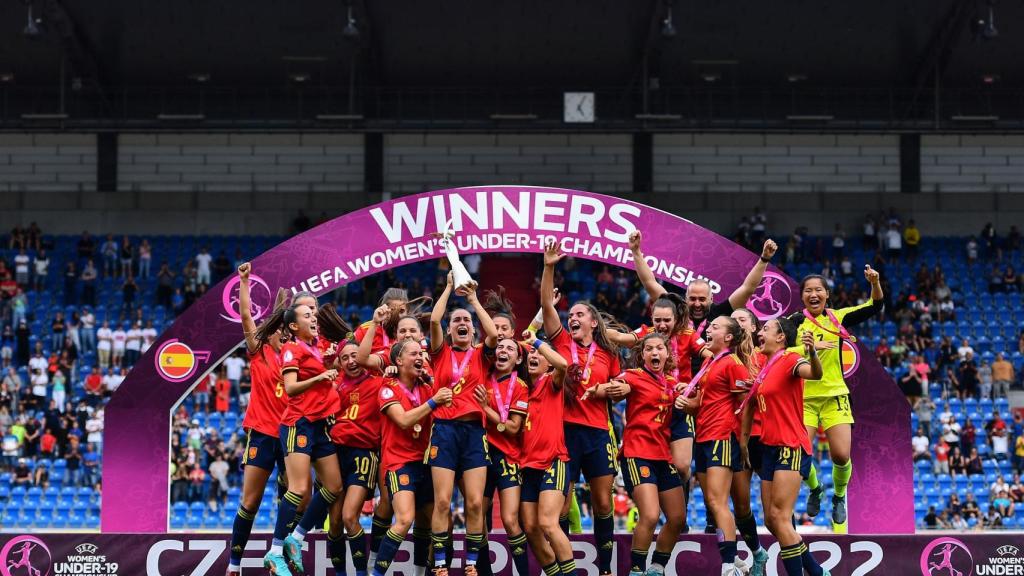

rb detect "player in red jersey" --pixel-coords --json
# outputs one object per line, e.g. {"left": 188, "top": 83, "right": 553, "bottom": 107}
{"left": 518, "top": 338, "right": 575, "bottom": 576}
{"left": 594, "top": 333, "right": 685, "bottom": 576}
{"left": 263, "top": 303, "right": 342, "bottom": 576}
{"left": 427, "top": 273, "right": 499, "bottom": 576}
{"left": 729, "top": 307, "right": 769, "bottom": 575}
{"left": 227, "top": 263, "right": 292, "bottom": 576}
{"left": 323, "top": 340, "right": 385, "bottom": 576}
{"left": 353, "top": 287, "right": 431, "bottom": 354}
{"left": 675, "top": 316, "right": 754, "bottom": 576}
{"left": 605, "top": 291, "right": 705, "bottom": 534}
{"left": 373, "top": 340, "right": 452, "bottom": 576}
{"left": 474, "top": 337, "right": 531, "bottom": 576}
{"left": 745, "top": 317, "right": 829, "bottom": 576}
{"left": 539, "top": 241, "right": 621, "bottom": 576}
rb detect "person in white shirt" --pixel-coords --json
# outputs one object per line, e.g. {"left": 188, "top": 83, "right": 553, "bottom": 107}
{"left": 195, "top": 247, "right": 213, "bottom": 286}
{"left": 957, "top": 338, "right": 975, "bottom": 362}
{"left": 886, "top": 224, "right": 903, "bottom": 263}
{"left": 30, "top": 369, "right": 48, "bottom": 408}
{"left": 13, "top": 249, "right": 30, "bottom": 287}
{"left": 28, "top": 351, "right": 47, "bottom": 376}
{"left": 912, "top": 428, "right": 931, "bottom": 462}
{"left": 105, "top": 368, "right": 126, "bottom": 394}
{"left": 141, "top": 320, "right": 158, "bottom": 354}
{"left": 223, "top": 352, "right": 245, "bottom": 399}
{"left": 125, "top": 321, "right": 143, "bottom": 366}
{"left": 80, "top": 308, "right": 96, "bottom": 355}
{"left": 111, "top": 324, "right": 127, "bottom": 368}
{"left": 96, "top": 321, "right": 113, "bottom": 370}
{"left": 32, "top": 249, "right": 49, "bottom": 291}
{"left": 86, "top": 410, "right": 104, "bottom": 449}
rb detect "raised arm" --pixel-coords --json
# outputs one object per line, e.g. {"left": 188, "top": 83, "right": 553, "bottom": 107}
{"left": 430, "top": 273, "right": 454, "bottom": 354}
{"left": 794, "top": 331, "right": 824, "bottom": 381}
{"left": 540, "top": 241, "right": 565, "bottom": 337}
{"left": 466, "top": 288, "right": 499, "bottom": 348}
{"left": 283, "top": 366, "right": 337, "bottom": 396}
{"left": 532, "top": 339, "right": 568, "bottom": 390}
{"left": 728, "top": 239, "right": 778, "bottom": 310}
{"left": 355, "top": 305, "right": 388, "bottom": 372}
{"left": 628, "top": 231, "right": 667, "bottom": 300}
{"left": 384, "top": 386, "right": 453, "bottom": 430}
{"left": 605, "top": 328, "right": 639, "bottom": 348}
{"left": 237, "top": 263, "right": 259, "bottom": 354}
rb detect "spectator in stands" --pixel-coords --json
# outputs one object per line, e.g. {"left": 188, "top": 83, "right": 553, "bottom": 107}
{"left": 993, "top": 490, "right": 1015, "bottom": 519}
{"left": 223, "top": 351, "right": 244, "bottom": 401}
{"left": 1005, "top": 267, "right": 1019, "bottom": 292}
{"left": 966, "top": 237, "right": 979, "bottom": 264}
{"left": 981, "top": 506, "right": 1002, "bottom": 529}
{"left": 10, "top": 289, "right": 27, "bottom": 328}
{"left": 890, "top": 336, "right": 908, "bottom": 366}
{"left": 988, "top": 267, "right": 1004, "bottom": 293}
{"left": 195, "top": 246, "right": 212, "bottom": 286}
{"left": 904, "top": 219, "right": 921, "bottom": 260}
{"left": 76, "top": 231, "right": 95, "bottom": 261}
{"left": 885, "top": 222, "right": 902, "bottom": 263}
{"left": 125, "top": 321, "right": 142, "bottom": 367}
{"left": 1008, "top": 225, "right": 1022, "bottom": 252}
{"left": 915, "top": 396, "right": 936, "bottom": 438}
{"left": 81, "top": 443, "right": 99, "bottom": 486}
{"left": 831, "top": 223, "right": 846, "bottom": 261}
{"left": 962, "top": 492, "right": 981, "bottom": 520}
{"left": 138, "top": 239, "right": 152, "bottom": 279}
{"left": 79, "top": 259, "right": 97, "bottom": 307}
{"left": 122, "top": 275, "right": 138, "bottom": 312}
{"left": 1015, "top": 434, "right": 1024, "bottom": 475}
{"left": 141, "top": 320, "right": 157, "bottom": 354}
{"left": 1010, "top": 474, "right": 1024, "bottom": 503}
{"left": 193, "top": 374, "right": 210, "bottom": 413}
{"left": 862, "top": 214, "right": 877, "bottom": 250}
{"left": 214, "top": 368, "right": 230, "bottom": 414}
{"left": 949, "top": 446, "right": 966, "bottom": 478}
{"left": 990, "top": 475, "right": 1010, "bottom": 500}
{"left": 958, "top": 352, "right": 979, "bottom": 399}
{"left": 923, "top": 505, "right": 943, "bottom": 529}
{"left": 950, "top": 513, "right": 968, "bottom": 531}
{"left": 981, "top": 223, "right": 998, "bottom": 260}
{"left": 12, "top": 458, "right": 31, "bottom": 486}
{"left": 79, "top": 307, "right": 95, "bottom": 356}
{"left": 966, "top": 446, "right": 984, "bottom": 476}
{"left": 111, "top": 323, "right": 126, "bottom": 368}
{"left": 978, "top": 360, "right": 993, "bottom": 400}
{"left": 100, "top": 234, "right": 118, "bottom": 278}
{"left": 13, "top": 248, "right": 30, "bottom": 288}
{"left": 65, "top": 443, "right": 82, "bottom": 486}
{"left": 900, "top": 359, "right": 924, "bottom": 404}
{"left": 32, "top": 249, "right": 48, "bottom": 292}
{"left": 963, "top": 419, "right": 978, "bottom": 450}
{"left": 957, "top": 338, "right": 975, "bottom": 361}
{"left": 913, "top": 427, "right": 931, "bottom": 463}
{"left": 935, "top": 438, "right": 950, "bottom": 475}
{"left": 992, "top": 353, "right": 1014, "bottom": 399}
{"left": 62, "top": 261, "right": 77, "bottom": 307}
{"left": 875, "top": 338, "right": 891, "bottom": 368}
{"left": 212, "top": 251, "right": 231, "bottom": 284}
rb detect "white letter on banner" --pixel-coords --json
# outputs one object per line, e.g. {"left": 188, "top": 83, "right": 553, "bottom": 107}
{"left": 432, "top": 195, "right": 449, "bottom": 237}
{"left": 146, "top": 540, "right": 182, "bottom": 576}
{"left": 568, "top": 195, "right": 605, "bottom": 238}
{"left": 850, "top": 541, "right": 884, "bottom": 576}
{"left": 570, "top": 540, "right": 600, "bottom": 576}
{"left": 605, "top": 203, "right": 641, "bottom": 243}
{"left": 809, "top": 540, "right": 842, "bottom": 573}
{"left": 188, "top": 540, "right": 225, "bottom": 576}
{"left": 370, "top": 198, "right": 430, "bottom": 243}
{"left": 448, "top": 191, "right": 489, "bottom": 232}
{"left": 533, "top": 193, "right": 567, "bottom": 232}
{"left": 492, "top": 191, "right": 531, "bottom": 230}
{"left": 667, "top": 540, "right": 702, "bottom": 571}
{"left": 488, "top": 541, "right": 509, "bottom": 573}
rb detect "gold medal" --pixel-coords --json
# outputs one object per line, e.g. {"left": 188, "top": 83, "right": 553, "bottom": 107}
{"left": 496, "top": 422, "right": 506, "bottom": 433}
{"left": 413, "top": 423, "right": 422, "bottom": 434}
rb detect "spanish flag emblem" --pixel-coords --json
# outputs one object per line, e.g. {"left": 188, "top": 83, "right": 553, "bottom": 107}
{"left": 841, "top": 341, "right": 859, "bottom": 378}
{"left": 157, "top": 340, "right": 197, "bottom": 382}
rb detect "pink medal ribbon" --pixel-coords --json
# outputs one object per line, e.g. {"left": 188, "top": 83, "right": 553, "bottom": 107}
{"left": 337, "top": 372, "right": 370, "bottom": 395}
{"left": 570, "top": 340, "right": 598, "bottom": 382}
{"left": 491, "top": 373, "right": 518, "bottom": 423}
{"left": 298, "top": 338, "right": 324, "bottom": 365}
{"left": 680, "top": 349, "right": 731, "bottom": 399}
{"left": 736, "top": 350, "right": 784, "bottom": 414}
{"left": 802, "top": 308, "right": 856, "bottom": 343}
{"left": 450, "top": 346, "right": 475, "bottom": 384}
{"left": 669, "top": 337, "right": 680, "bottom": 380}
{"left": 400, "top": 382, "right": 423, "bottom": 407}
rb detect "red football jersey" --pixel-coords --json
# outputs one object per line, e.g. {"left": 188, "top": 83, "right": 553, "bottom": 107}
{"left": 374, "top": 344, "right": 434, "bottom": 379}
{"left": 519, "top": 373, "right": 569, "bottom": 470}
{"left": 243, "top": 345, "right": 287, "bottom": 437}
{"left": 280, "top": 339, "right": 341, "bottom": 426}
{"left": 430, "top": 342, "right": 490, "bottom": 421}
{"left": 631, "top": 325, "right": 703, "bottom": 382}
{"left": 354, "top": 321, "right": 392, "bottom": 355}
{"left": 483, "top": 373, "right": 530, "bottom": 462}
{"left": 750, "top": 351, "right": 765, "bottom": 437}
{"left": 694, "top": 353, "right": 751, "bottom": 443}
{"left": 621, "top": 368, "right": 676, "bottom": 461}
{"left": 330, "top": 372, "right": 384, "bottom": 449}
{"left": 378, "top": 378, "right": 435, "bottom": 472}
{"left": 755, "top": 351, "right": 812, "bottom": 454}
{"left": 551, "top": 328, "right": 621, "bottom": 429}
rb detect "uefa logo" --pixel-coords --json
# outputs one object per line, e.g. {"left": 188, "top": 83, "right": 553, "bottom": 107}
{"left": 921, "top": 537, "right": 973, "bottom": 576}
{"left": 220, "top": 273, "right": 273, "bottom": 324}
{"left": 749, "top": 271, "right": 793, "bottom": 321}
{"left": 0, "top": 535, "right": 51, "bottom": 576}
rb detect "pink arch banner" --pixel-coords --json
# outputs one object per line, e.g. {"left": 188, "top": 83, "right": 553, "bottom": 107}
{"left": 101, "top": 186, "right": 913, "bottom": 533}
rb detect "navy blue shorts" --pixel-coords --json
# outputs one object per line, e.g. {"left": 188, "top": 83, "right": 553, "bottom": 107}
{"left": 484, "top": 447, "right": 520, "bottom": 499}
{"left": 669, "top": 409, "right": 695, "bottom": 442}
{"left": 747, "top": 436, "right": 764, "bottom": 475}
{"left": 621, "top": 457, "right": 682, "bottom": 494}
{"left": 384, "top": 462, "right": 435, "bottom": 507}
{"left": 760, "top": 445, "right": 812, "bottom": 481}
{"left": 694, "top": 435, "right": 742, "bottom": 473}
{"left": 337, "top": 446, "right": 380, "bottom": 492}
{"left": 520, "top": 460, "right": 570, "bottom": 503}
{"left": 427, "top": 419, "right": 489, "bottom": 472}
{"left": 242, "top": 428, "right": 285, "bottom": 472}
{"left": 280, "top": 417, "right": 336, "bottom": 460}
{"left": 564, "top": 423, "right": 617, "bottom": 483}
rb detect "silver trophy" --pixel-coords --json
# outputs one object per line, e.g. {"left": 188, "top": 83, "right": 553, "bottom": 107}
{"left": 434, "top": 222, "right": 477, "bottom": 293}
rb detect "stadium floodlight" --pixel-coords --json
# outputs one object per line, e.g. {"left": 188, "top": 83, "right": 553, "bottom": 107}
{"left": 343, "top": 4, "right": 360, "bottom": 40}
{"left": 661, "top": 1, "right": 676, "bottom": 38}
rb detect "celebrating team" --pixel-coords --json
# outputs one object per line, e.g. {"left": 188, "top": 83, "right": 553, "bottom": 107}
{"left": 225, "top": 229, "right": 884, "bottom": 576}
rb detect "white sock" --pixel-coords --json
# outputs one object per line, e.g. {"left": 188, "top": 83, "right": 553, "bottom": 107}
{"left": 270, "top": 544, "right": 283, "bottom": 556}
{"left": 292, "top": 528, "right": 306, "bottom": 544}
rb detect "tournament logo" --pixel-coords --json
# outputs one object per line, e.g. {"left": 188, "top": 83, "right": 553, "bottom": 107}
{"left": 749, "top": 271, "right": 792, "bottom": 321}
{"left": 154, "top": 340, "right": 211, "bottom": 383}
{"left": 0, "top": 535, "right": 51, "bottom": 576}
{"left": 840, "top": 340, "right": 860, "bottom": 378}
{"left": 220, "top": 273, "right": 273, "bottom": 324}
{"left": 920, "top": 537, "right": 973, "bottom": 576}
